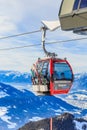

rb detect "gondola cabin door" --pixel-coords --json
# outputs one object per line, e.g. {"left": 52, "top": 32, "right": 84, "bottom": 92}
{"left": 50, "top": 58, "right": 73, "bottom": 95}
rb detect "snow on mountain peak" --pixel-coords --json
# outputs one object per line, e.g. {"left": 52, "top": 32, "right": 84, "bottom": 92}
{"left": 0, "top": 70, "right": 31, "bottom": 83}
{"left": 0, "top": 71, "right": 86, "bottom": 129}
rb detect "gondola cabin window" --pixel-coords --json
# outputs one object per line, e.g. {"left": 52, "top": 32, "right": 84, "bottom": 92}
{"left": 73, "top": 0, "right": 87, "bottom": 10}
{"left": 80, "top": 0, "right": 87, "bottom": 8}
{"left": 41, "top": 62, "right": 49, "bottom": 76}
{"left": 73, "top": 0, "right": 80, "bottom": 10}
{"left": 54, "top": 62, "right": 72, "bottom": 80}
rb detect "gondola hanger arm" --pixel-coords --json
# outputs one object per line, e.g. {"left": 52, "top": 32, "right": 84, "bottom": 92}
{"left": 41, "top": 20, "right": 60, "bottom": 57}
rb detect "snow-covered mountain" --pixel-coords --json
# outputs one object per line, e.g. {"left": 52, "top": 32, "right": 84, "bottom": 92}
{"left": 0, "top": 70, "right": 31, "bottom": 83}
{"left": 0, "top": 71, "right": 87, "bottom": 130}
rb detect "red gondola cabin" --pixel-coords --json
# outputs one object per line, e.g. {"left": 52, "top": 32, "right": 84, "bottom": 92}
{"left": 32, "top": 57, "right": 74, "bottom": 95}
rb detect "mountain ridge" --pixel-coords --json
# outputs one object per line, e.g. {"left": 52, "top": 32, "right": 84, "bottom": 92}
{"left": 19, "top": 113, "right": 87, "bottom": 130}
{"left": 0, "top": 70, "right": 31, "bottom": 83}
{"left": 0, "top": 71, "right": 86, "bottom": 129}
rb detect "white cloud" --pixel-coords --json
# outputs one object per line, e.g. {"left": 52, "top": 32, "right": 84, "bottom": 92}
{"left": 0, "top": 0, "right": 61, "bottom": 23}
{"left": 0, "top": 0, "right": 86, "bottom": 73}
{"left": 0, "top": 15, "right": 17, "bottom": 34}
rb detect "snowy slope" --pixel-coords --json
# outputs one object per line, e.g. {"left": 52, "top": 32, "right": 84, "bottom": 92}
{"left": 0, "top": 71, "right": 86, "bottom": 130}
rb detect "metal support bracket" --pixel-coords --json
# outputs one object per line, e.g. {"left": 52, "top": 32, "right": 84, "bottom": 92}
{"left": 41, "top": 27, "right": 57, "bottom": 58}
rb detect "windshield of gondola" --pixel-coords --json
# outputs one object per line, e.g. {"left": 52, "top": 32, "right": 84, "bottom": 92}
{"left": 54, "top": 62, "right": 72, "bottom": 80}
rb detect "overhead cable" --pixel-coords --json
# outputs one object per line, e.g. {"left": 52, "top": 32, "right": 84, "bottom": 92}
{"left": 0, "top": 36, "right": 87, "bottom": 51}
{"left": 46, "top": 36, "right": 87, "bottom": 44}
{"left": 0, "top": 29, "right": 87, "bottom": 51}
{"left": 0, "top": 44, "right": 41, "bottom": 51}
{"left": 0, "top": 29, "right": 41, "bottom": 40}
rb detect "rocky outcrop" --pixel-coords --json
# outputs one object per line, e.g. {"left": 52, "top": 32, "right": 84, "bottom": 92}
{"left": 18, "top": 113, "right": 87, "bottom": 130}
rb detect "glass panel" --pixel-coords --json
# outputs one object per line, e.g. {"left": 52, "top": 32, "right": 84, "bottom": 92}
{"left": 41, "top": 62, "right": 48, "bottom": 75}
{"left": 36, "top": 62, "right": 43, "bottom": 73}
{"left": 53, "top": 62, "right": 72, "bottom": 80}
{"left": 42, "top": 62, "right": 49, "bottom": 69}
{"left": 41, "top": 62, "right": 50, "bottom": 85}
{"left": 80, "top": 0, "right": 87, "bottom": 8}
{"left": 73, "top": 0, "right": 80, "bottom": 10}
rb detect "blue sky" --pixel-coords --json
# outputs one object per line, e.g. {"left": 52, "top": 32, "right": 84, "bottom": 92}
{"left": 0, "top": 0, "right": 87, "bottom": 73}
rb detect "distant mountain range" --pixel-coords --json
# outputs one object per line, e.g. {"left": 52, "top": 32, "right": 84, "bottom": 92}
{"left": 0, "top": 70, "right": 87, "bottom": 86}
{"left": 74, "top": 72, "right": 87, "bottom": 90}
{"left": 0, "top": 70, "right": 31, "bottom": 83}
{"left": 0, "top": 71, "right": 86, "bottom": 130}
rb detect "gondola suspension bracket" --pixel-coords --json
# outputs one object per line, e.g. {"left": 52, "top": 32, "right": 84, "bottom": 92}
{"left": 41, "top": 20, "right": 60, "bottom": 58}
